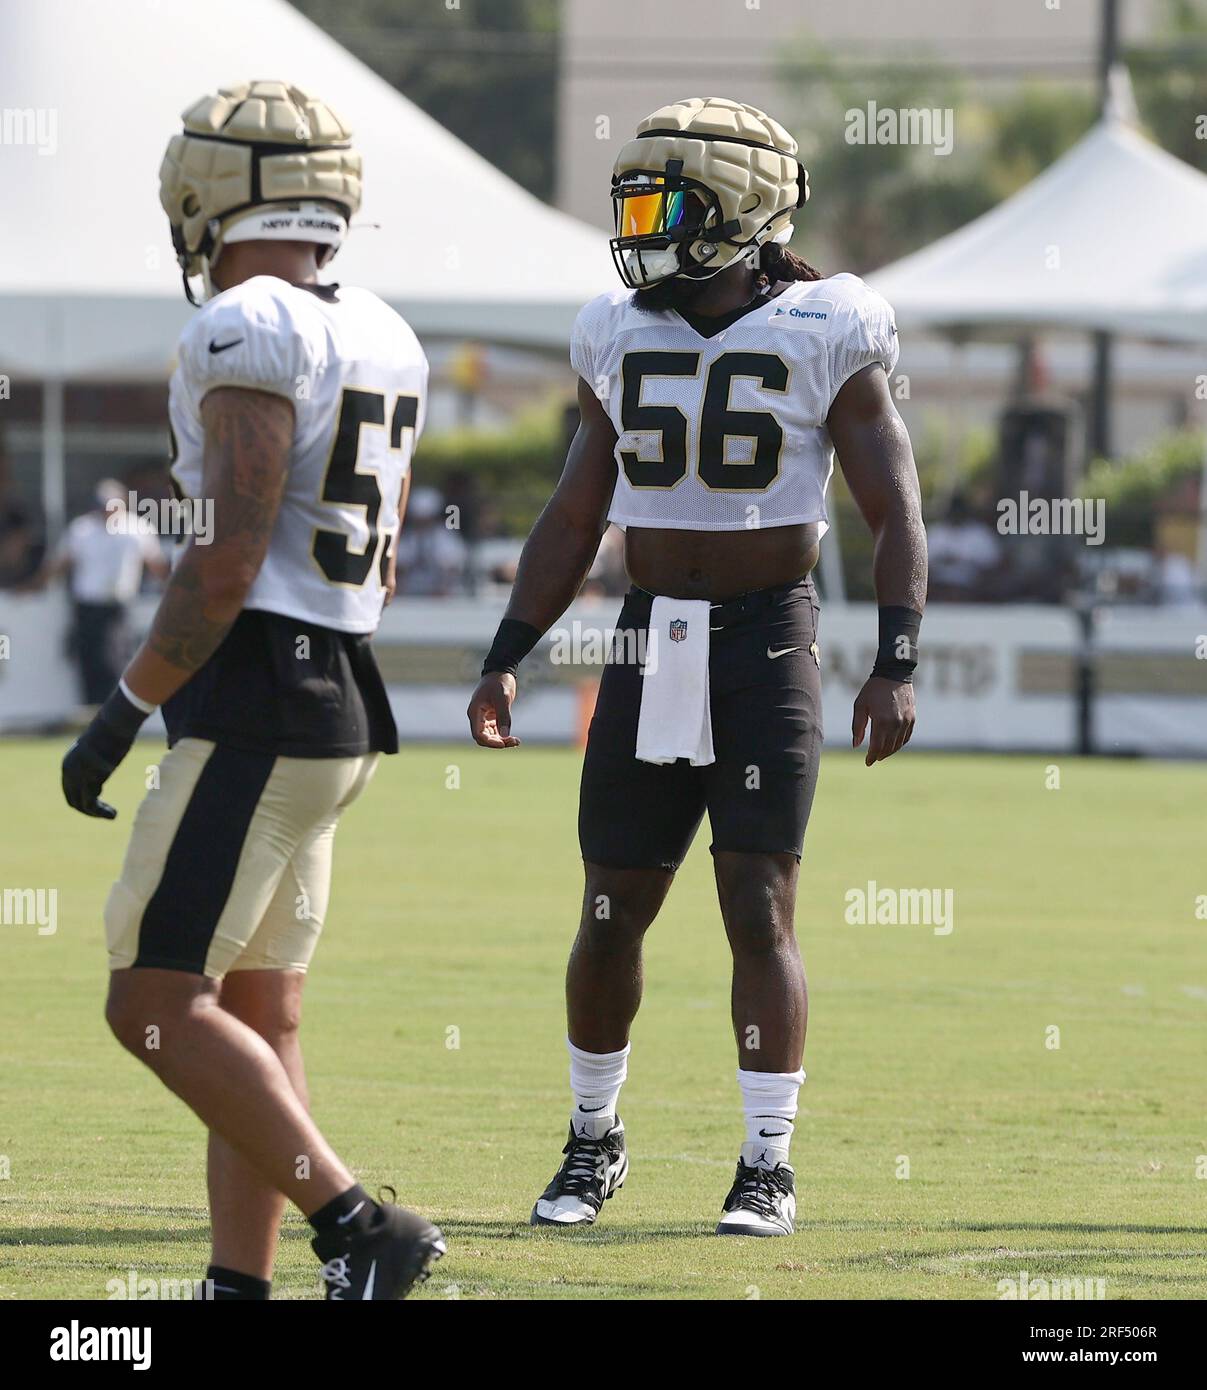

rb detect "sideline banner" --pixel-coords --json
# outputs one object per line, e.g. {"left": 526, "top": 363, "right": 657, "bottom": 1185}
{"left": 4, "top": 592, "right": 1201, "bottom": 756}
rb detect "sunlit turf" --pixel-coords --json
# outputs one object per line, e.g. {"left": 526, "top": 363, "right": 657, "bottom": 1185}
{"left": 2, "top": 738, "right": 1204, "bottom": 1299}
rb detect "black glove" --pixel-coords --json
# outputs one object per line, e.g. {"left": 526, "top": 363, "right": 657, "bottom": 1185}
{"left": 61, "top": 686, "right": 151, "bottom": 819}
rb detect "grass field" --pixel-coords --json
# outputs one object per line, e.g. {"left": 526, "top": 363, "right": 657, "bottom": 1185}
{"left": 1, "top": 737, "right": 1205, "bottom": 1301}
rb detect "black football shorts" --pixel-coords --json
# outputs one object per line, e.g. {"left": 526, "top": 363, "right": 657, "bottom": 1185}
{"left": 578, "top": 576, "right": 823, "bottom": 870}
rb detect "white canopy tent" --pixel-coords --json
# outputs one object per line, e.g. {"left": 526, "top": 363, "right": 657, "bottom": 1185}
{"left": 869, "top": 80, "right": 1207, "bottom": 578}
{"left": 1, "top": 0, "right": 614, "bottom": 537}
{"left": 870, "top": 91, "right": 1207, "bottom": 346}
{"left": 0, "top": 0, "right": 613, "bottom": 378}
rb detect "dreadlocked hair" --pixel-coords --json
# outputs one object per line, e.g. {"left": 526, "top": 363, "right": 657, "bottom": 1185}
{"left": 757, "top": 240, "right": 823, "bottom": 286}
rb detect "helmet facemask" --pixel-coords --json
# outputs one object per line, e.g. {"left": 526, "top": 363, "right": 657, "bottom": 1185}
{"left": 610, "top": 164, "right": 728, "bottom": 289}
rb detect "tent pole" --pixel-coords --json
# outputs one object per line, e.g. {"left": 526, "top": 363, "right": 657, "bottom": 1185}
{"left": 1196, "top": 428, "right": 1207, "bottom": 587}
{"left": 1087, "top": 330, "right": 1112, "bottom": 464}
{"left": 41, "top": 376, "right": 66, "bottom": 547}
{"left": 1098, "top": 0, "right": 1120, "bottom": 104}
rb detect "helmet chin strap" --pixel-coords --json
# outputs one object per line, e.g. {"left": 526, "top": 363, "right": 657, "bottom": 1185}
{"left": 201, "top": 258, "right": 220, "bottom": 303}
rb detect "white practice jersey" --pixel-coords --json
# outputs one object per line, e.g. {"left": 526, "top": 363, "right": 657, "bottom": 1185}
{"left": 571, "top": 272, "right": 898, "bottom": 534}
{"left": 168, "top": 275, "right": 428, "bottom": 633}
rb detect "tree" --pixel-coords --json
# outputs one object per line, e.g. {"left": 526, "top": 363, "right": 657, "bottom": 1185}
{"left": 290, "top": 0, "right": 560, "bottom": 199}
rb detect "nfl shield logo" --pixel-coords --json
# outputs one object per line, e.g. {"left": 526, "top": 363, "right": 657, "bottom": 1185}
{"left": 669, "top": 618, "right": 688, "bottom": 643}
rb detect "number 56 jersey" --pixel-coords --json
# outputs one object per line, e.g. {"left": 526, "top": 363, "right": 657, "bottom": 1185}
{"left": 572, "top": 272, "right": 897, "bottom": 536}
{"left": 169, "top": 275, "right": 428, "bottom": 634}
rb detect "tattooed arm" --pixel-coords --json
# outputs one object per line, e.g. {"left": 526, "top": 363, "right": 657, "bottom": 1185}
{"left": 123, "top": 386, "right": 293, "bottom": 706}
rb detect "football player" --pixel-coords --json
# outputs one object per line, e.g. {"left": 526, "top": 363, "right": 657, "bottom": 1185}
{"left": 468, "top": 99, "right": 926, "bottom": 1236}
{"left": 61, "top": 81, "right": 444, "bottom": 1298}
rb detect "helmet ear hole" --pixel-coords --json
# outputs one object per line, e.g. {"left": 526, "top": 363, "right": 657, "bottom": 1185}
{"left": 740, "top": 194, "right": 761, "bottom": 214}
{"left": 182, "top": 192, "right": 200, "bottom": 218}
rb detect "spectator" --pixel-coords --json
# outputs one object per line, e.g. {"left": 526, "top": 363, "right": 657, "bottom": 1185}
{"left": 22, "top": 478, "right": 168, "bottom": 705}
{"left": 927, "top": 493, "right": 1004, "bottom": 602}
{"left": 0, "top": 449, "right": 39, "bottom": 588}
{"left": 396, "top": 486, "right": 467, "bottom": 597}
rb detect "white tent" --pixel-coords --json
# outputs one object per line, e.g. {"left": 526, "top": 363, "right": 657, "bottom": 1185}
{"left": 869, "top": 103, "right": 1207, "bottom": 346}
{"left": 0, "top": 0, "right": 614, "bottom": 380}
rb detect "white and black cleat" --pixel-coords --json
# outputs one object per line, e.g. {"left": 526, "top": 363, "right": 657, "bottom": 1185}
{"left": 715, "top": 1148, "right": 796, "bottom": 1237}
{"left": 313, "top": 1198, "right": 446, "bottom": 1299}
{"left": 530, "top": 1115, "right": 628, "bottom": 1227}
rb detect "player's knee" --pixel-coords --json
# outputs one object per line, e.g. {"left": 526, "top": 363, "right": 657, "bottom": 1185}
{"left": 245, "top": 996, "right": 303, "bottom": 1049}
{"left": 105, "top": 972, "right": 210, "bottom": 1061}
{"left": 728, "top": 909, "right": 796, "bottom": 958}
{"left": 218, "top": 970, "right": 306, "bottom": 1047}
{"left": 104, "top": 983, "right": 163, "bottom": 1058}
{"left": 579, "top": 871, "right": 665, "bottom": 949}
{"left": 716, "top": 864, "right": 798, "bottom": 957}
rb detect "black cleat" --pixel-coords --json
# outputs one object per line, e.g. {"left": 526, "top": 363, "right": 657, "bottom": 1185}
{"left": 312, "top": 1200, "right": 446, "bottom": 1299}
{"left": 530, "top": 1116, "right": 628, "bottom": 1227}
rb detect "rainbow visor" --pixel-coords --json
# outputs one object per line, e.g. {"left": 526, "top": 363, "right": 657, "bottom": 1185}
{"left": 613, "top": 177, "right": 700, "bottom": 243}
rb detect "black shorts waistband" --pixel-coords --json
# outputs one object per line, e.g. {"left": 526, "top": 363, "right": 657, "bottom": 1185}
{"left": 626, "top": 575, "right": 815, "bottom": 626}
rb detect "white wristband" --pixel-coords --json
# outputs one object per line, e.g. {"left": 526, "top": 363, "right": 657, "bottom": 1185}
{"left": 119, "top": 678, "right": 158, "bottom": 716}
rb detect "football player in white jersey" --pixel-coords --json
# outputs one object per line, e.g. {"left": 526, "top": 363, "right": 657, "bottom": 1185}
{"left": 468, "top": 99, "right": 927, "bottom": 1236}
{"left": 61, "top": 81, "right": 443, "bottom": 1298}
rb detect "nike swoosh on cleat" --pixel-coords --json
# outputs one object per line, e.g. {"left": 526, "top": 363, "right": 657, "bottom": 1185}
{"left": 336, "top": 1200, "right": 367, "bottom": 1225}
{"left": 208, "top": 337, "right": 244, "bottom": 354}
{"left": 766, "top": 647, "right": 799, "bottom": 660}
{"left": 362, "top": 1259, "right": 376, "bottom": 1300}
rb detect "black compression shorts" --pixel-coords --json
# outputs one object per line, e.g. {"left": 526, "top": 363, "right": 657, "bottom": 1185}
{"left": 578, "top": 576, "right": 823, "bottom": 871}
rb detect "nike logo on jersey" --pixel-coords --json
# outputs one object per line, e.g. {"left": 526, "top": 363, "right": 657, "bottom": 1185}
{"left": 208, "top": 337, "right": 244, "bottom": 354}
{"left": 767, "top": 646, "right": 799, "bottom": 660}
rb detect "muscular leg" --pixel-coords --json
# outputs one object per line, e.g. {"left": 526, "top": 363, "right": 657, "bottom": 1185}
{"left": 713, "top": 851, "right": 807, "bottom": 1072}
{"left": 565, "top": 863, "right": 675, "bottom": 1051}
{"left": 106, "top": 967, "right": 351, "bottom": 1216}
{"left": 207, "top": 969, "right": 307, "bottom": 1280}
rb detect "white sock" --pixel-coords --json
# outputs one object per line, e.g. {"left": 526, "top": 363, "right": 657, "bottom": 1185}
{"left": 737, "top": 1067, "right": 805, "bottom": 1170}
{"left": 567, "top": 1037, "right": 629, "bottom": 1137}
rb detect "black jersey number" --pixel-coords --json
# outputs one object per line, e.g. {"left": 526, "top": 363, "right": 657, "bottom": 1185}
{"left": 313, "top": 387, "right": 419, "bottom": 588}
{"left": 618, "top": 350, "right": 789, "bottom": 492}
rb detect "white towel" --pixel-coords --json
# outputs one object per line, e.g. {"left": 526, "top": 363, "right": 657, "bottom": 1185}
{"left": 635, "top": 596, "right": 715, "bottom": 766}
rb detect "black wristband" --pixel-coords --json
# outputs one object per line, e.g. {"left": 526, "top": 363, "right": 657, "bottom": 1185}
{"left": 871, "top": 605, "right": 921, "bottom": 683}
{"left": 482, "top": 618, "right": 542, "bottom": 677}
{"left": 90, "top": 685, "right": 151, "bottom": 765}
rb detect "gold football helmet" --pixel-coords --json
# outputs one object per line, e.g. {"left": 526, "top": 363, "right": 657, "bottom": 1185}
{"left": 611, "top": 97, "right": 808, "bottom": 288}
{"left": 158, "top": 79, "right": 362, "bottom": 302}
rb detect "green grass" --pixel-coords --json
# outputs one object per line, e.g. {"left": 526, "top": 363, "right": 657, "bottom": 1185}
{"left": 1, "top": 739, "right": 1205, "bottom": 1300}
